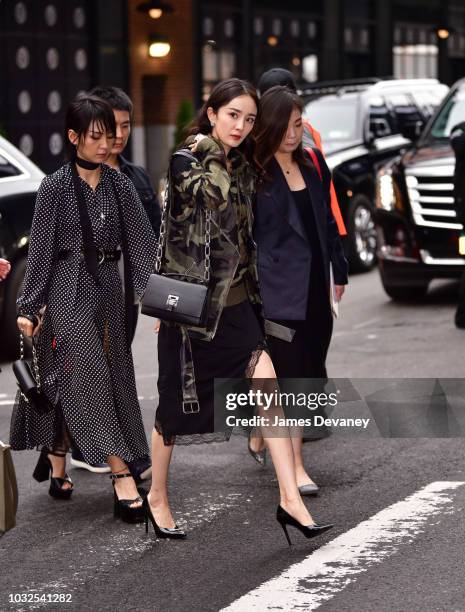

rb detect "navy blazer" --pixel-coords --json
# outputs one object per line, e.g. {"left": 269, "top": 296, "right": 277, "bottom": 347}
{"left": 254, "top": 149, "right": 348, "bottom": 320}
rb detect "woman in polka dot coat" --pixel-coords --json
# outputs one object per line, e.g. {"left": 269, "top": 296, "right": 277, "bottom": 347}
{"left": 10, "top": 95, "right": 156, "bottom": 522}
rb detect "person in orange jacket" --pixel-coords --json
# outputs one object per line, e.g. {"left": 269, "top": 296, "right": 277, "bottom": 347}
{"left": 257, "top": 68, "right": 347, "bottom": 236}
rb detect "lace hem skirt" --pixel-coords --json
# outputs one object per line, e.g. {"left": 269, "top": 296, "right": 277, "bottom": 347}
{"left": 155, "top": 299, "right": 266, "bottom": 445}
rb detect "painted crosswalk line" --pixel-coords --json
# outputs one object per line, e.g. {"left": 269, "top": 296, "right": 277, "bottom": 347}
{"left": 222, "top": 481, "right": 465, "bottom": 611}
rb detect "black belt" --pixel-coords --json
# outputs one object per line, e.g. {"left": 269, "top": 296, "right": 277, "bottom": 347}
{"left": 57, "top": 249, "right": 121, "bottom": 264}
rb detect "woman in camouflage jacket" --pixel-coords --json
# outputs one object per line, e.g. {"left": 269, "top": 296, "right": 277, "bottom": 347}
{"left": 145, "top": 79, "right": 332, "bottom": 543}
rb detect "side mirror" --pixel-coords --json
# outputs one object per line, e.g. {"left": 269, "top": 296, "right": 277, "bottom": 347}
{"left": 400, "top": 121, "right": 424, "bottom": 141}
{"left": 370, "top": 118, "right": 391, "bottom": 139}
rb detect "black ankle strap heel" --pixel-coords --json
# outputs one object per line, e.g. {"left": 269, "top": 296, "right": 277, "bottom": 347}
{"left": 110, "top": 472, "right": 144, "bottom": 524}
{"left": 32, "top": 447, "right": 73, "bottom": 500}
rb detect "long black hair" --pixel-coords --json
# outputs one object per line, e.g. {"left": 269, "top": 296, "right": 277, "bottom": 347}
{"left": 187, "top": 78, "right": 259, "bottom": 160}
{"left": 64, "top": 93, "right": 116, "bottom": 160}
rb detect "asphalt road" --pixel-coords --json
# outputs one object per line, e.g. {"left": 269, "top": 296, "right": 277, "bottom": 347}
{"left": 1, "top": 269, "right": 465, "bottom": 612}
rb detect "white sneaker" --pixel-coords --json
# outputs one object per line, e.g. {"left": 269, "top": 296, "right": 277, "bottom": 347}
{"left": 70, "top": 455, "right": 111, "bottom": 474}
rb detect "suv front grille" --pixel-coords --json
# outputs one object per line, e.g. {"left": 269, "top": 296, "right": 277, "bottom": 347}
{"left": 405, "top": 166, "right": 462, "bottom": 230}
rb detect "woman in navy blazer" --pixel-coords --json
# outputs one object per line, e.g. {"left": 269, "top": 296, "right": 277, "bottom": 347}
{"left": 248, "top": 86, "right": 348, "bottom": 494}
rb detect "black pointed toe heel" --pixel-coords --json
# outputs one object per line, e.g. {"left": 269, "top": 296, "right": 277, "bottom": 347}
{"left": 32, "top": 448, "right": 73, "bottom": 500}
{"left": 110, "top": 473, "right": 145, "bottom": 523}
{"left": 276, "top": 505, "right": 333, "bottom": 546}
{"left": 247, "top": 433, "right": 267, "bottom": 466}
{"left": 143, "top": 496, "right": 186, "bottom": 539}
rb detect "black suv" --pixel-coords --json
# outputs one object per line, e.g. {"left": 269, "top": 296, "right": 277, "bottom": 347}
{"left": 302, "top": 78, "right": 448, "bottom": 272}
{"left": 0, "top": 135, "right": 43, "bottom": 357}
{"left": 375, "top": 78, "right": 465, "bottom": 301}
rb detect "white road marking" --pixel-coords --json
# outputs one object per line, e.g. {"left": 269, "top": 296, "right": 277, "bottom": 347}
{"left": 0, "top": 399, "right": 14, "bottom": 405}
{"left": 221, "top": 481, "right": 465, "bottom": 612}
{"left": 353, "top": 317, "right": 380, "bottom": 330}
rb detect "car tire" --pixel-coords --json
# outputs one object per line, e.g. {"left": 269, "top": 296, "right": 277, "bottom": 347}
{"left": 1, "top": 255, "right": 27, "bottom": 359}
{"left": 346, "top": 195, "right": 378, "bottom": 273}
{"left": 381, "top": 281, "right": 428, "bottom": 302}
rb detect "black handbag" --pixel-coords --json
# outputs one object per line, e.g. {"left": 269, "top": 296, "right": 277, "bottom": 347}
{"left": 12, "top": 334, "right": 52, "bottom": 414}
{"left": 141, "top": 150, "right": 212, "bottom": 327}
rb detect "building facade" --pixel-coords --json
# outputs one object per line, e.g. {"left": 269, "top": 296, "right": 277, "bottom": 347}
{"left": 1, "top": 0, "right": 464, "bottom": 183}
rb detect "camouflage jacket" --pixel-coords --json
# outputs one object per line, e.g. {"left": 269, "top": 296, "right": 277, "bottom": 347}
{"left": 164, "top": 136, "right": 260, "bottom": 338}
{"left": 161, "top": 136, "right": 261, "bottom": 408}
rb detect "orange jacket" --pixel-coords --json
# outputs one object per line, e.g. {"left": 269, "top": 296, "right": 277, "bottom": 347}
{"left": 302, "top": 120, "right": 347, "bottom": 236}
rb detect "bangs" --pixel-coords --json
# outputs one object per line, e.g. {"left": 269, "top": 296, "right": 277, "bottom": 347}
{"left": 80, "top": 99, "right": 116, "bottom": 136}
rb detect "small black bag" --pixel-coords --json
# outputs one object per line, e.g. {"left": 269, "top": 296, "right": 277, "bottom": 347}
{"left": 141, "top": 150, "right": 211, "bottom": 326}
{"left": 141, "top": 273, "right": 209, "bottom": 326}
{"left": 12, "top": 334, "right": 52, "bottom": 414}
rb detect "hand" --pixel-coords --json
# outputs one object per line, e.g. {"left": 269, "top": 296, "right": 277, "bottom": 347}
{"left": 153, "top": 319, "right": 161, "bottom": 333}
{"left": 17, "top": 316, "right": 35, "bottom": 338}
{"left": 189, "top": 133, "right": 208, "bottom": 153}
{"left": 334, "top": 285, "right": 345, "bottom": 302}
{"left": 0, "top": 258, "right": 11, "bottom": 281}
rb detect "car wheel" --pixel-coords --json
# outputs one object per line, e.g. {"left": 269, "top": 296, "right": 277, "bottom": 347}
{"left": 381, "top": 281, "right": 428, "bottom": 302}
{"left": 1, "top": 256, "right": 27, "bottom": 359}
{"left": 346, "top": 196, "right": 378, "bottom": 273}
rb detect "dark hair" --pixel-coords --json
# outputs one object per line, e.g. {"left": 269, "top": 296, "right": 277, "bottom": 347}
{"left": 89, "top": 85, "right": 133, "bottom": 116}
{"left": 64, "top": 94, "right": 116, "bottom": 160}
{"left": 253, "top": 86, "right": 307, "bottom": 179}
{"left": 257, "top": 68, "right": 297, "bottom": 96}
{"left": 187, "top": 78, "right": 259, "bottom": 159}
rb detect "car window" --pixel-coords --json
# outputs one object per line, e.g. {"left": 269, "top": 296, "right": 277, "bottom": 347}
{"left": 428, "top": 86, "right": 465, "bottom": 140}
{"left": 411, "top": 90, "right": 444, "bottom": 118}
{"left": 303, "top": 95, "right": 361, "bottom": 144}
{"left": 0, "top": 152, "right": 22, "bottom": 180}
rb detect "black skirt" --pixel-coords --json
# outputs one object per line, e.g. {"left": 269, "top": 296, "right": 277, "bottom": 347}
{"left": 156, "top": 299, "right": 265, "bottom": 445}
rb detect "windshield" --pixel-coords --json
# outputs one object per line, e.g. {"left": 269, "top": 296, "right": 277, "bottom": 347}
{"left": 426, "top": 85, "right": 465, "bottom": 141}
{"left": 302, "top": 95, "right": 361, "bottom": 145}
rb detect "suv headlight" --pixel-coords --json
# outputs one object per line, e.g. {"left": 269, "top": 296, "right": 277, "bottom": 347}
{"left": 376, "top": 168, "right": 396, "bottom": 211}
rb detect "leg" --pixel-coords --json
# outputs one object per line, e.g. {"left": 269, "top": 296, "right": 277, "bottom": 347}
{"left": 107, "top": 455, "right": 142, "bottom": 508}
{"left": 47, "top": 420, "right": 73, "bottom": 490}
{"left": 252, "top": 352, "right": 315, "bottom": 525}
{"left": 147, "top": 426, "right": 176, "bottom": 528}
{"left": 291, "top": 433, "right": 316, "bottom": 488}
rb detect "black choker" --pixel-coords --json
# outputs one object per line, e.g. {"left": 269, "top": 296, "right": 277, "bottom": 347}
{"left": 75, "top": 156, "right": 100, "bottom": 170}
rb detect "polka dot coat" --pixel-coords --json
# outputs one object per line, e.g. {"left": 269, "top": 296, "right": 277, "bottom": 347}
{"left": 10, "top": 163, "right": 156, "bottom": 464}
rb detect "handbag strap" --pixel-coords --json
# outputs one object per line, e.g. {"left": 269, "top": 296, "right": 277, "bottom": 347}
{"left": 155, "top": 150, "right": 212, "bottom": 283}
{"left": 19, "top": 333, "right": 41, "bottom": 391}
{"left": 109, "top": 176, "right": 134, "bottom": 352}
{"left": 70, "top": 162, "right": 100, "bottom": 284}
{"left": 305, "top": 147, "right": 323, "bottom": 181}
